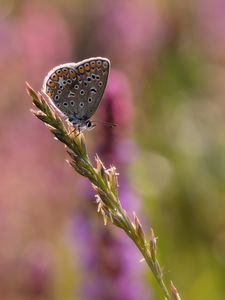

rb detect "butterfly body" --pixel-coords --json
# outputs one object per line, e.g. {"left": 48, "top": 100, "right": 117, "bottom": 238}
{"left": 42, "top": 57, "right": 110, "bottom": 131}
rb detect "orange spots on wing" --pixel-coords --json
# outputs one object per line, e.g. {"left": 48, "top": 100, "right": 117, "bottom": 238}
{"left": 90, "top": 61, "right": 96, "bottom": 68}
{"left": 56, "top": 69, "right": 63, "bottom": 77}
{"left": 84, "top": 63, "right": 91, "bottom": 71}
{"left": 62, "top": 68, "right": 69, "bottom": 75}
{"left": 51, "top": 73, "right": 58, "bottom": 81}
{"left": 78, "top": 65, "right": 85, "bottom": 74}
{"left": 69, "top": 69, "right": 76, "bottom": 78}
{"left": 47, "top": 79, "right": 56, "bottom": 88}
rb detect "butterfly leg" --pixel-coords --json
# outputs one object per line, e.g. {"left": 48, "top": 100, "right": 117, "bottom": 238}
{"left": 68, "top": 129, "right": 75, "bottom": 136}
{"left": 68, "top": 125, "right": 81, "bottom": 137}
{"left": 74, "top": 127, "right": 81, "bottom": 137}
{"left": 68, "top": 124, "right": 80, "bottom": 137}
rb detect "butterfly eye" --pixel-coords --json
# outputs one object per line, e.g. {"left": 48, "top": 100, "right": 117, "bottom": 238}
{"left": 99, "top": 81, "right": 103, "bottom": 86}
{"left": 80, "top": 90, "right": 85, "bottom": 95}
{"left": 79, "top": 102, "right": 84, "bottom": 108}
{"left": 86, "top": 120, "right": 92, "bottom": 128}
{"left": 95, "top": 75, "right": 100, "bottom": 80}
{"left": 63, "top": 102, "right": 68, "bottom": 107}
{"left": 91, "top": 74, "right": 96, "bottom": 79}
{"left": 57, "top": 90, "right": 62, "bottom": 95}
{"left": 88, "top": 97, "right": 92, "bottom": 103}
{"left": 74, "top": 85, "right": 79, "bottom": 90}
{"left": 62, "top": 80, "right": 67, "bottom": 85}
{"left": 67, "top": 79, "right": 72, "bottom": 84}
{"left": 70, "top": 101, "right": 74, "bottom": 106}
{"left": 54, "top": 95, "right": 59, "bottom": 101}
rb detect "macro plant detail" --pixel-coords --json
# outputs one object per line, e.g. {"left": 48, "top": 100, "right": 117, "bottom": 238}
{"left": 27, "top": 83, "right": 181, "bottom": 300}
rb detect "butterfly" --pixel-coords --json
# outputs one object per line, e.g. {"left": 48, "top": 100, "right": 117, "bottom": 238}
{"left": 42, "top": 57, "right": 110, "bottom": 132}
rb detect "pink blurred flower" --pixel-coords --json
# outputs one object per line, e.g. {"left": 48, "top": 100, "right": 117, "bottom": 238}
{"left": 18, "top": 1, "right": 74, "bottom": 85}
{"left": 194, "top": 0, "right": 225, "bottom": 61}
{"left": 95, "top": 0, "right": 168, "bottom": 81}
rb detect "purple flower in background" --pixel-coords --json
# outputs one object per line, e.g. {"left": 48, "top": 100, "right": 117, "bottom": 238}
{"left": 18, "top": 1, "right": 74, "bottom": 84}
{"left": 0, "top": 2, "right": 77, "bottom": 298}
{"left": 23, "top": 241, "right": 55, "bottom": 297}
{"left": 95, "top": 0, "right": 168, "bottom": 81}
{"left": 73, "top": 70, "right": 150, "bottom": 300}
{"left": 194, "top": 0, "right": 225, "bottom": 61}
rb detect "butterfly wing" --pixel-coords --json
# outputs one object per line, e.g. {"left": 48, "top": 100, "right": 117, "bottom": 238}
{"left": 72, "top": 57, "right": 110, "bottom": 120}
{"left": 42, "top": 57, "right": 110, "bottom": 122}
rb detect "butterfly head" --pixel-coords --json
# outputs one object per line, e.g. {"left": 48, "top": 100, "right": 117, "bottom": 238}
{"left": 69, "top": 117, "right": 96, "bottom": 131}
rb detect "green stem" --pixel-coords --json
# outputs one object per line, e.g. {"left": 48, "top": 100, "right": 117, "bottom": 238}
{"left": 119, "top": 208, "right": 171, "bottom": 299}
{"left": 27, "top": 84, "right": 180, "bottom": 300}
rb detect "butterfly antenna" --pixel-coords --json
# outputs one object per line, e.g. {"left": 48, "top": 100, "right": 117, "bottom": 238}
{"left": 92, "top": 120, "right": 117, "bottom": 128}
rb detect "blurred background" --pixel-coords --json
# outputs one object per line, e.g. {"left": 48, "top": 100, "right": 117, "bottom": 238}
{"left": 0, "top": 0, "right": 225, "bottom": 299}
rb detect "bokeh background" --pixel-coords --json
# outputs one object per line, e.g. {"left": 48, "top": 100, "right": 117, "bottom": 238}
{"left": 1, "top": 0, "right": 225, "bottom": 299}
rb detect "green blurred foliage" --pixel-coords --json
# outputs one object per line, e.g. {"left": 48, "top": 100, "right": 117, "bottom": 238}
{"left": 133, "top": 16, "right": 225, "bottom": 299}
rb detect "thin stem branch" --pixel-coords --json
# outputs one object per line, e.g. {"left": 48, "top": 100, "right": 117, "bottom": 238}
{"left": 26, "top": 83, "right": 181, "bottom": 300}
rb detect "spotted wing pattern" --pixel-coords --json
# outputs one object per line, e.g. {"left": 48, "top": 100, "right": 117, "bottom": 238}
{"left": 42, "top": 57, "right": 110, "bottom": 122}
